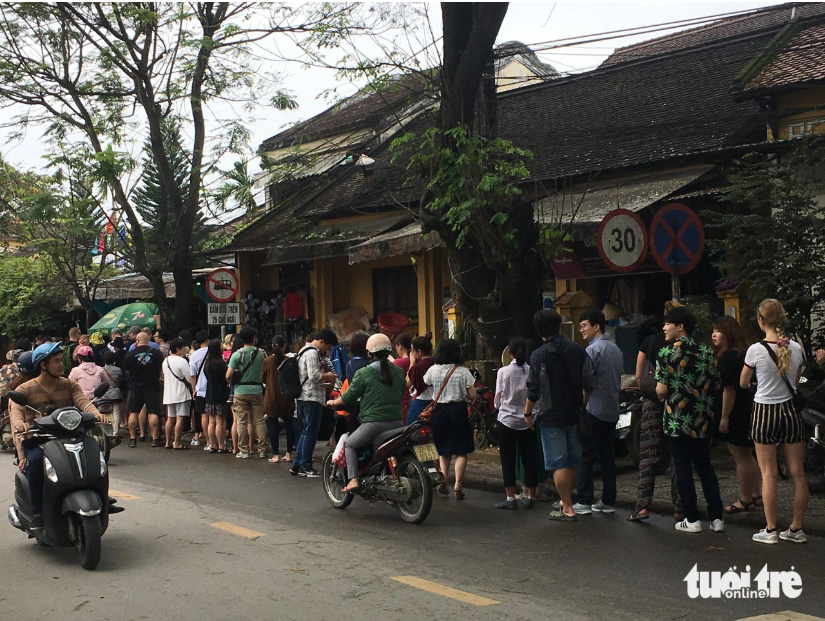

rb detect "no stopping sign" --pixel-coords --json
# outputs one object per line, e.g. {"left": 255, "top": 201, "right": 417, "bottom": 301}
{"left": 597, "top": 209, "right": 649, "bottom": 273}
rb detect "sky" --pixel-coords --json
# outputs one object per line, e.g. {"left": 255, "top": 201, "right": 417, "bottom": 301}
{"left": 0, "top": 2, "right": 781, "bottom": 185}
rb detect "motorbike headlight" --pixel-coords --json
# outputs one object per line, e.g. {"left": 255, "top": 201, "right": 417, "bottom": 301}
{"left": 99, "top": 452, "right": 107, "bottom": 476}
{"left": 44, "top": 457, "right": 58, "bottom": 483}
{"left": 55, "top": 409, "right": 82, "bottom": 431}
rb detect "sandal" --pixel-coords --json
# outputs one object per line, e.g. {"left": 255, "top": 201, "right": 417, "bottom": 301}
{"left": 173, "top": 445, "right": 189, "bottom": 450}
{"left": 268, "top": 456, "right": 281, "bottom": 463}
{"left": 627, "top": 508, "right": 650, "bottom": 522}
{"left": 752, "top": 495, "right": 764, "bottom": 508}
{"left": 454, "top": 487, "right": 466, "bottom": 500}
{"left": 437, "top": 483, "right": 449, "bottom": 496}
{"left": 725, "top": 499, "right": 756, "bottom": 514}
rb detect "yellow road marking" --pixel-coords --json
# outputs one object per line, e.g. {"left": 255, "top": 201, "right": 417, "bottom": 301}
{"left": 390, "top": 576, "right": 500, "bottom": 606}
{"left": 738, "top": 613, "right": 825, "bottom": 621}
{"left": 109, "top": 490, "right": 140, "bottom": 500}
{"left": 210, "top": 521, "right": 266, "bottom": 539}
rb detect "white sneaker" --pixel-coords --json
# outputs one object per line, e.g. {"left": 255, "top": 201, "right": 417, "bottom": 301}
{"left": 779, "top": 527, "right": 808, "bottom": 543}
{"left": 190, "top": 438, "right": 200, "bottom": 446}
{"left": 710, "top": 519, "right": 725, "bottom": 533}
{"left": 752, "top": 528, "right": 779, "bottom": 544}
{"left": 235, "top": 451, "right": 250, "bottom": 459}
{"left": 203, "top": 443, "right": 212, "bottom": 451}
{"left": 591, "top": 500, "right": 615, "bottom": 514}
{"left": 572, "top": 502, "right": 592, "bottom": 515}
{"left": 675, "top": 518, "right": 702, "bottom": 533}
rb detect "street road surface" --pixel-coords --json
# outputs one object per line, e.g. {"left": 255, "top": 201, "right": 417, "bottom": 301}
{"left": 0, "top": 446, "right": 823, "bottom": 621}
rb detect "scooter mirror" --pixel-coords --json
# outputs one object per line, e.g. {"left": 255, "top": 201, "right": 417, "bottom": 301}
{"left": 6, "top": 391, "right": 28, "bottom": 407}
{"left": 93, "top": 382, "right": 110, "bottom": 399}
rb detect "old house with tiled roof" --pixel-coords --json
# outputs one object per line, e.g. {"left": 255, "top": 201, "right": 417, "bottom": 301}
{"left": 219, "top": 4, "right": 825, "bottom": 354}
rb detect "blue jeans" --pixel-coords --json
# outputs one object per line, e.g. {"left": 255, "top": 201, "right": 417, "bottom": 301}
{"left": 294, "top": 400, "right": 323, "bottom": 471}
{"left": 405, "top": 399, "right": 431, "bottom": 426}
{"left": 538, "top": 424, "right": 581, "bottom": 471}
{"left": 25, "top": 445, "right": 45, "bottom": 515}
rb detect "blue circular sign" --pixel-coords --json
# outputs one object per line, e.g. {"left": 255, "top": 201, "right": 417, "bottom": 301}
{"left": 649, "top": 203, "right": 705, "bottom": 276}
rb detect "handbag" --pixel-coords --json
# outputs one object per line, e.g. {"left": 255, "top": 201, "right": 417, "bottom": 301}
{"left": 419, "top": 365, "right": 458, "bottom": 422}
{"left": 638, "top": 358, "right": 659, "bottom": 402}
{"left": 760, "top": 341, "right": 806, "bottom": 413}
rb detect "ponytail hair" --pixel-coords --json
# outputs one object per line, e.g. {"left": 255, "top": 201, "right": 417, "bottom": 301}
{"left": 758, "top": 298, "right": 791, "bottom": 375}
{"left": 508, "top": 336, "right": 528, "bottom": 367}
{"left": 372, "top": 350, "right": 394, "bottom": 385}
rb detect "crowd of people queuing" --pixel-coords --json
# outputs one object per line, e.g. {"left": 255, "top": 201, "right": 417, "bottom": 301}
{"left": 0, "top": 296, "right": 820, "bottom": 543}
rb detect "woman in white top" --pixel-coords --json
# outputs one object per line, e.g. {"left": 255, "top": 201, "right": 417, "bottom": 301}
{"left": 493, "top": 337, "right": 537, "bottom": 510}
{"left": 423, "top": 339, "right": 477, "bottom": 499}
{"left": 740, "top": 299, "right": 808, "bottom": 544}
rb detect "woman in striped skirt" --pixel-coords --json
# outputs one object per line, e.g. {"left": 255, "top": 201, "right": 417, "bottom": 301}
{"left": 741, "top": 299, "right": 808, "bottom": 544}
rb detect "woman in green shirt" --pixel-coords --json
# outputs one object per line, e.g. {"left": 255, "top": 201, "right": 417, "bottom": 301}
{"left": 326, "top": 333, "right": 405, "bottom": 492}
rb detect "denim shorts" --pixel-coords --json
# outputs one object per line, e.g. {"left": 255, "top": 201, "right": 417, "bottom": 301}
{"left": 539, "top": 424, "right": 582, "bottom": 471}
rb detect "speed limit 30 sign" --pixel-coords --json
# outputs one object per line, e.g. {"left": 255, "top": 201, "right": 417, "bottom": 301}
{"left": 597, "top": 209, "right": 649, "bottom": 273}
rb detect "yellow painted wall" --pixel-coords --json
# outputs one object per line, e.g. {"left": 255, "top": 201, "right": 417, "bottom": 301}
{"left": 331, "top": 254, "right": 413, "bottom": 316}
{"left": 775, "top": 87, "right": 825, "bottom": 139}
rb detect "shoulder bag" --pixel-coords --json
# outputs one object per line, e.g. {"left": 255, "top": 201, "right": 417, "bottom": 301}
{"left": 760, "top": 341, "right": 806, "bottom": 413}
{"left": 232, "top": 348, "right": 261, "bottom": 387}
{"left": 419, "top": 365, "right": 458, "bottom": 422}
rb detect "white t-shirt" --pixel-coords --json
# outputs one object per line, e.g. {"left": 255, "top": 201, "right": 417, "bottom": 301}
{"left": 189, "top": 347, "right": 209, "bottom": 398}
{"left": 744, "top": 340, "right": 804, "bottom": 405}
{"left": 163, "top": 355, "right": 193, "bottom": 405}
{"left": 423, "top": 364, "right": 474, "bottom": 404}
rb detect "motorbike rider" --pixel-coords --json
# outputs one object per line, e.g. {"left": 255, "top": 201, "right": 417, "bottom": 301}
{"left": 326, "top": 333, "right": 406, "bottom": 492}
{"left": 9, "top": 342, "right": 106, "bottom": 529}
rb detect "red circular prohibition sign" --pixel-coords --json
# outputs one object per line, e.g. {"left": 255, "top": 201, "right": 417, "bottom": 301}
{"left": 596, "top": 208, "right": 649, "bottom": 274}
{"left": 206, "top": 268, "right": 238, "bottom": 302}
{"left": 649, "top": 203, "right": 705, "bottom": 276}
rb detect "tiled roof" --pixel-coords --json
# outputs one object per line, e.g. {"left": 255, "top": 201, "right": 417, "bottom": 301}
{"left": 743, "top": 21, "right": 825, "bottom": 91}
{"left": 497, "top": 32, "right": 774, "bottom": 181}
{"left": 603, "top": 3, "right": 825, "bottom": 67}
{"left": 258, "top": 73, "right": 432, "bottom": 152}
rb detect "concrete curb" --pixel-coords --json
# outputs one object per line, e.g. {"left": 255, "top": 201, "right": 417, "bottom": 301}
{"left": 461, "top": 458, "right": 825, "bottom": 538}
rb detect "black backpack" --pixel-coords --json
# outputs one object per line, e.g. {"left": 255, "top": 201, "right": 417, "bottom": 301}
{"left": 278, "top": 347, "right": 314, "bottom": 399}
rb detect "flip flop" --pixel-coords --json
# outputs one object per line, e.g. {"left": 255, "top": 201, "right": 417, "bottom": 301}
{"left": 173, "top": 445, "right": 189, "bottom": 450}
{"left": 268, "top": 456, "right": 281, "bottom": 463}
{"left": 627, "top": 509, "right": 650, "bottom": 522}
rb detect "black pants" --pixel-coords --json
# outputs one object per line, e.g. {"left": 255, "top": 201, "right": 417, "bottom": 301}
{"left": 668, "top": 436, "right": 723, "bottom": 522}
{"left": 498, "top": 424, "right": 538, "bottom": 489}
{"left": 576, "top": 415, "right": 617, "bottom": 506}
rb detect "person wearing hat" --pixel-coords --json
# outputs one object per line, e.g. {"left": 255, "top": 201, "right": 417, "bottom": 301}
{"left": 10, "top": 342, "right": 106, "bottom": 529}
{"left": 326, "top": 333, "right": 405, "bottom": 492}
{"left": 68, "top": 344, "right": 111, "bottom": 400}
{"left": 107, "top": 328, "right": 123, "bottom": 353}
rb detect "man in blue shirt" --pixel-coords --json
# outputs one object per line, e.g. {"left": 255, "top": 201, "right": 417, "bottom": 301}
{"left": 575, "top": 309, "right": 624, "bottom": 515}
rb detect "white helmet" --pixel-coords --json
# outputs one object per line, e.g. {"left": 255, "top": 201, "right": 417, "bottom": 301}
{"left": 366, "top": 333, "right": 393, "bottom": 354}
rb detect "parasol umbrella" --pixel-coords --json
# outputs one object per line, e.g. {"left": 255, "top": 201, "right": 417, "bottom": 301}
{"left": 89, "top": 302, "right": 159, "bottom": 332}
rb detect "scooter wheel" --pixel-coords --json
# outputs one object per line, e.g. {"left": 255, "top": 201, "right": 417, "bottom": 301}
{"left": 74, "top": 515, "right": 102, "bottom": 570}
{"left": 321, "top": 451, "right": 353, "bottom": 509}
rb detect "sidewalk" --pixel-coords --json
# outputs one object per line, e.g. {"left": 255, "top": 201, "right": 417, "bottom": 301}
{"left": 457, "top": 445, "right": 825, "bottom": 536}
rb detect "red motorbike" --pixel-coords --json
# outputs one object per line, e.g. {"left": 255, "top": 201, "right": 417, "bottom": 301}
{"left": 321, "top": 418, "right": 443, "bottom": 524}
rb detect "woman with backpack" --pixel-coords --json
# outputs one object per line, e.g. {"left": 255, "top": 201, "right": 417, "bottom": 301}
{"left": 325, "top": 333, "right": 405, "bottom": 492}
{"left": 204, "top": 339, "right": 231, "bottom": 453}
{"left": 423, "top": 338, "right": 477, "bottom": 499}
{"left": 741, "top": 299, "right": 808, "bottom": 544}
{"left": 262, "top": 335, "right": 295, "bottom": 463}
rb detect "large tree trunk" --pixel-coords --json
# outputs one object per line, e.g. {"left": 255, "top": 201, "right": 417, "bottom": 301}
{"left": 429, "top": 3, "right": 544, "bottom": 356}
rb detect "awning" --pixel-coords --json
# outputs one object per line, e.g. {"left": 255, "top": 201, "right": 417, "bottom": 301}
{"left": 348, "top": 221, "right": 442, "bottom": 264}
{"left": 261, "top": 213, "right": 409, "bottom": 266}
{"left": 534, "top": 165, "right": 715, "bottom": 225}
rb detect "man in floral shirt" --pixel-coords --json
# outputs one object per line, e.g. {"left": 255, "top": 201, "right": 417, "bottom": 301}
{"left": 655, "top": 306, "right": 723, "bottom": 534}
